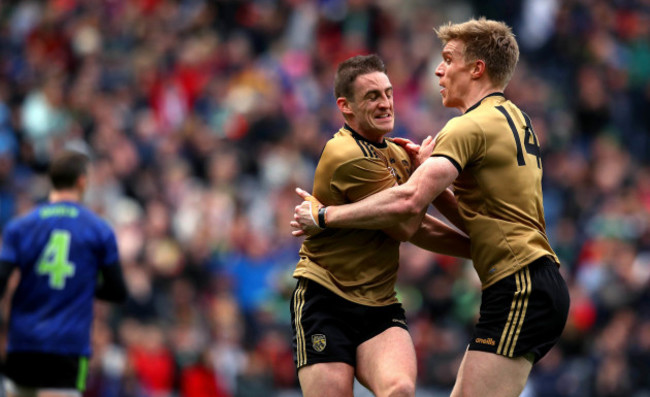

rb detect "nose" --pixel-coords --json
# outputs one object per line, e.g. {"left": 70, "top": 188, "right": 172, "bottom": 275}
{"left": 435, "top": 61, "right": 444, "bottom": 77}
{"left": 378, "top": 93, "right": 391, "bottom": 109}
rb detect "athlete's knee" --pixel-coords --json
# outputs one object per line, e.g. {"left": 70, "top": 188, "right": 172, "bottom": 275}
{"left": 383, "top": 376, "right": 415, "bottom": 397}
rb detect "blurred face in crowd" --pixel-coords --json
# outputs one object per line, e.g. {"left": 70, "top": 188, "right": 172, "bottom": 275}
{"left": 338, "top": 71, "right": 394, "bottom": 142}
{"left": 436, "top": 39, "right": 476, "bottom": 112}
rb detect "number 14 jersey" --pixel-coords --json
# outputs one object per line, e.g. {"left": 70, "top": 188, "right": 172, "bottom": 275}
{"left": 0, "top": 201, "right": 119, "bottom": 356}
{"left": 432, "top": 93, "right": 559, "bottom": 289}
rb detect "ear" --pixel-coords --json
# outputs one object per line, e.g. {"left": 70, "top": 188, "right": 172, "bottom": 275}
{"left": 336, "top": 97, "right": 354, "bottom": 118}
{"left": 77, "top": 174, "right": 88, "bottom": 194}
{"left": 471, "top": 59, "right": 487, "bottom": 80}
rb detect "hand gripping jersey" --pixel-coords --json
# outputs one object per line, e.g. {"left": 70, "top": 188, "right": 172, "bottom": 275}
{"left": 0, "top": 201, "right": 120, "bottom": 356}
{"left": 293, "top": 125, "right": 412, "bottom": 306}
{"left": 432, "top": 93, "right": 558, "bottom": 289}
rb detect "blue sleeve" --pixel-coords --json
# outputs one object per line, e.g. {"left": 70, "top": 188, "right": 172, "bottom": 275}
{"left": 0, "top": 221, "right": 19, "bottom": 264}
{"left": 99, "top": 222, "right": 120, "bottom": 267}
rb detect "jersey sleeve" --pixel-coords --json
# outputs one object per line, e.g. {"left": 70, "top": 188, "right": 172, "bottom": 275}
{"left": 98, "top": 222, "right": 120, "bottom": 267}
{"left": 331, "top": 158, "right": 397, "bottom": 203}
{"left": 0, "top": 222, "right": 19, "bottom": 265}
{"left": 432, "top": 116, "right": 485, "bottom": 173}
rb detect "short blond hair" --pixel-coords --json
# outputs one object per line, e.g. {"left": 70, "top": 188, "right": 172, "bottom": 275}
{"left": 436, "top": 18, "right": 519, "bottom": 88}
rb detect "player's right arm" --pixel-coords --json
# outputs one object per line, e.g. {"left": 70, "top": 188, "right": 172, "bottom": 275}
{"left": 317, "top": 135, "right": 427, "bottom": 241}
{"left": 0, "top": 260, "right": 16, "bottom": 299}
{"left": 298, "top": 156, "right": 459, "bottom": 232}
{"left": 0, "top": 222, "right": 19, "bottom": 298}
{"left": 381, "top": 199, "right": 427, "bottom": 241}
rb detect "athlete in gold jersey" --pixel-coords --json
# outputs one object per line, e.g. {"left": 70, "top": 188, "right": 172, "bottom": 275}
{"left": 294, "top": 126, "right": 414, "bottom": 307}
{"left": 290, "top": 54, "right": 471, "bottom": 397}
{"left": 432, "top": 92, "right": 558, "bottom": 288}
{"left": 292, "top": 19, "right": 570, "bottom": 397}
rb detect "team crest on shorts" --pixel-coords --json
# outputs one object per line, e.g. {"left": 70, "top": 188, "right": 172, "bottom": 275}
{"left": 312, "top": 334, "right": 326, "bottom": 352}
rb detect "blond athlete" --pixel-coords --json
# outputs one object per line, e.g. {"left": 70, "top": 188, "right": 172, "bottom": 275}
{"left": 290, "top": 54, "right": 470, "bottom": 397}
{"left": 292, "top": 19, "right": 570, "bottom": 397}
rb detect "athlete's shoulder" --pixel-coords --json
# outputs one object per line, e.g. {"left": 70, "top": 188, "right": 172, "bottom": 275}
{"left": 384, "top": 137, "right": 408, "bottom": 154}
{"left": 465, "top": 97, "right": 517, "bottom": 125}
{"left": 77, "top": 206, "right": 115, "bottom": 234}
{"left": 437, "top": 114, "right": 482, "bottom": 140}
{"left": 3, "top": 205, "right": 45, "bottom": 235}
{"left": 321, "top": 127, "right": 376, "bottom": 165}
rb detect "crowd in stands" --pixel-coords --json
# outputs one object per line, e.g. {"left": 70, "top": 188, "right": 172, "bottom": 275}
{"left": 0, "top": 0, "right": 649, "bottom": 396}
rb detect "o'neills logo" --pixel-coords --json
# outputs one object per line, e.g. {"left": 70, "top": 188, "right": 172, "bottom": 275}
{"left": 475, "top": 337, "right": 496, "bottom": 346}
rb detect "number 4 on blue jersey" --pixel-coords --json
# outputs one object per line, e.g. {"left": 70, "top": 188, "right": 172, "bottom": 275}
{"left": 37, "top": 230, "right": 76, "bottom": 290}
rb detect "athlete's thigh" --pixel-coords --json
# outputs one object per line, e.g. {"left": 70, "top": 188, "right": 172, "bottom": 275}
{"left": 450, "top": 349, "right": 532, "bottom": 397}
{"left": 298, "top": 362, "right": 355, "bottom": 397}
{"left": 355, "top": 327, "right": 416, "bottom": 395}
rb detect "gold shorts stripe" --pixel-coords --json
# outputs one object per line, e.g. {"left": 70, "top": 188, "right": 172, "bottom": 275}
{"left": 496, "top": 270, "right": 521, "bottom": 354}
{"left": 508, "top": 266, "right": 532, "bottom": 356}
{"left": 293, "top": 278, "right": 308, "bottom": 367}
{"left": 496, "top": 267, "right": 531, "bottom": 356}
{"left": 505, "top": 271, "right": 526, "bottom": 355}
{"left": 501, "top": 270, "right": 524, "bottom": 355}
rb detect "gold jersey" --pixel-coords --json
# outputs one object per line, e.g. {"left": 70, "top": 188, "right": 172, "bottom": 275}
{"left": 432, "top": 93, "right": 558, "bottom": 289}
{"left": 293, "top": 125, "right": 412, "bottom": 306}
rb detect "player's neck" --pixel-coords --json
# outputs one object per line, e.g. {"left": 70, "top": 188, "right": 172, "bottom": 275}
{"left": 460, "top": 84, "right": 503, "bottom": 113}
{"left": 49, "top": 189, "right": 82, "bottom": 203}
{"left": 345, "top": 123, "right": 385, "bottom": 144}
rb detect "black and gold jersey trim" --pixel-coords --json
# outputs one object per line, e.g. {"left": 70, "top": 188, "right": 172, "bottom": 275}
{"left": 293, "top": 278, "right": 308, "bottom": 368}
{"left": 496, "top": 266, "right": 532, "bottom": 357}
{"left": 465, "top": 92, "right": 505, "bottom": 114}
{"left": 432, "top": 154, "right": 462, "bottom": 174}
{"left": 354, "top": 138, "right": 370, "bottom": 157}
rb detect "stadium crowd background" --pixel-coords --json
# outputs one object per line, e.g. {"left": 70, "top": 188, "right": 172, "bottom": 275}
{"left": 0, "top": 0, "right": 649, "bottom": 396}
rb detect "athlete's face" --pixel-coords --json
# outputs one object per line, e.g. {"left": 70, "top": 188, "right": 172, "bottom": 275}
{"left": 343, "top": 71, "right": 394, "bottom": 141}
{"left": 435, "top": 39, "right": 475, "bottom": 110}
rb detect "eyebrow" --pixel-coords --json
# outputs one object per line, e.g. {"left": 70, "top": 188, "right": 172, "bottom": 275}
{"left": 363, "top": 86, "right": 393, "bottom": 98}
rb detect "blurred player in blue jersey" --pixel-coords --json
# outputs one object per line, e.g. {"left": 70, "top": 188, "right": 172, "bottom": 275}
{"left": 0, "top": 150, "right": 128, "bottom": 397}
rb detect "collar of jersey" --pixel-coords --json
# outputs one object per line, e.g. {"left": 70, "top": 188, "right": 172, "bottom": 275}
{"left": 464, "top": 92, "right": 505, "bottom": 114}
{"left": 343, "top": 124, "right": 388, "bottom": 148}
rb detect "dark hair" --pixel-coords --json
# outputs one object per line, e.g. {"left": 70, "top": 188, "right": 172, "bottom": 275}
{"left": 48, "top": 150, "right": 90, "bottom": 189}
{"left": 436, "top": 18, "right": 519, "bottom": 88}
{"left": 334, "top": 54, "right": 387, "bottom": 100}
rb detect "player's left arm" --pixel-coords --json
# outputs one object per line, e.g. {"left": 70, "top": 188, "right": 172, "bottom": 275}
{"left": 432, "top": 188, "right": 467, "bottom": 234}
{"left": 409, "top": 214, "right": 471, "bottom": 258}
{"left": 95, "top": 226, "right": 128, "bottom": 303}
{"left": 95, "top": 262, "right": 128, "bottom": 303}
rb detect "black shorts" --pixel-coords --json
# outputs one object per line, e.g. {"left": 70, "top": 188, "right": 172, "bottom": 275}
{"left": 290, "top": 278, "right": 408, "bottom": 369}
{"left": 469, "top": 256, "right": 570, "bottom": 363}
{"left": 4, "top": 351, "right": 89, "bottom": 391}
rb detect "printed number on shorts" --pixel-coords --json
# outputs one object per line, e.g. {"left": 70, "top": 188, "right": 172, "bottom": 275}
{"left": 37, "top": 230, "right": 75, "bottom": 289}
{"left": 496, "top": 106, "right": 542, "bottom": 168}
